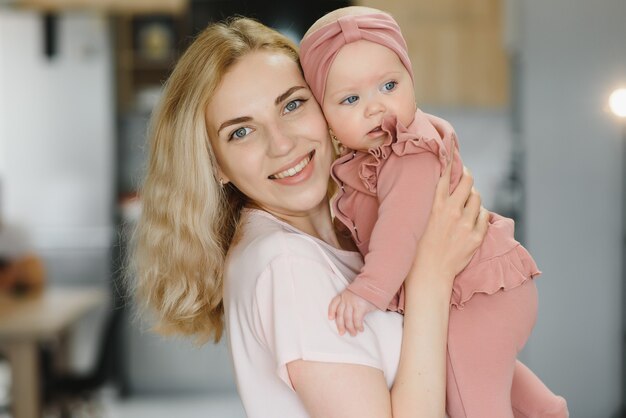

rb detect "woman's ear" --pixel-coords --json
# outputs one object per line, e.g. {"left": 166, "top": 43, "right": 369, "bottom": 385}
{"left": 216, "top": 166, "right": 230, "bottom": 186}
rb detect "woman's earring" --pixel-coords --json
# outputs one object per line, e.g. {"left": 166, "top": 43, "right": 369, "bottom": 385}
{"left": 330, "top": 131, "right": 346, "bottom": 155}
{"left": 219, "top": 178, "right": 225, "bottom": 187}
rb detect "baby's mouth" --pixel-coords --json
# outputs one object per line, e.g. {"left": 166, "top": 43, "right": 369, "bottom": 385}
{"left": 368, "top": 126, "right": 383, "bottom": 135}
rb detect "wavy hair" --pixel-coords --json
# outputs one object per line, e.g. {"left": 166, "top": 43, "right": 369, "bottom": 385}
{"left": 130, "top": 17, "right": 300, "bottom": 343}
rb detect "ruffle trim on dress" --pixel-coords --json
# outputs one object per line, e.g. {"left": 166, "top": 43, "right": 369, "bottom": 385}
{"left": 450, "top": 244, "right": 542, "bottom": 309}
{"left": 358, "top": 114, "right": 454, "bottom": 193}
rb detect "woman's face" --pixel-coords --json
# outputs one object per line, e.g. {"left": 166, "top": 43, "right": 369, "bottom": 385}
{"left": 206, "top": 50, "right": 334, "bottom": 219}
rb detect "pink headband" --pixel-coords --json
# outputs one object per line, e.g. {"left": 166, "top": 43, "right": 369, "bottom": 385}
{"left": 300, "top": 12, "right": 413, "bottom": 105}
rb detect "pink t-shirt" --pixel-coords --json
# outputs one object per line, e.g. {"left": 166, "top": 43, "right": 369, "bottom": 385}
{"left": 223, "top": 209, "right": 403, "bottom": 417}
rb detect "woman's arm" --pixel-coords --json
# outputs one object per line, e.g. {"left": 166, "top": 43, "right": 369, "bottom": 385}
{"left": 289, "top": 151, "right": 489, "bottom": 417}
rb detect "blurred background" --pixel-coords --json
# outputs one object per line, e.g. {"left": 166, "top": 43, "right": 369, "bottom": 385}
{"left": 0, "top": 0, "right": 624, "bottom": 417}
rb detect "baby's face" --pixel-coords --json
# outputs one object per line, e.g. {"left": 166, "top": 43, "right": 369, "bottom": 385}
{"left": 322, "top": 40, "right": 416, "bottom": 152}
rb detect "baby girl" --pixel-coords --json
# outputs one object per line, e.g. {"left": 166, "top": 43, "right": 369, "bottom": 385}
{"left": 300, "top": 6, "right": 568, "bottom": 418}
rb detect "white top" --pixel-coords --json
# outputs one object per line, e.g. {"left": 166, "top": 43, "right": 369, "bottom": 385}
{"left": 223, "top": 209, "right": 404, "bottom": 417}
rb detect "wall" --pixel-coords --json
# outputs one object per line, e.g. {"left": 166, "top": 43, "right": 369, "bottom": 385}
{"left": 0, "top": 9, "right": 115, "bottom": 370}
{"left": 520, "top": 0, "right": 625, "bottom": 416}
{"left": 0, "top": 10, "right": 114, "bottom": 257}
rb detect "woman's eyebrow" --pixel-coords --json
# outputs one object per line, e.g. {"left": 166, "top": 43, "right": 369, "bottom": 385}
{"left": 217, "top": 116, "right": 252, "bottom": 135}
{"left": 275, "top": 85, "right": 306, "bottom": 105}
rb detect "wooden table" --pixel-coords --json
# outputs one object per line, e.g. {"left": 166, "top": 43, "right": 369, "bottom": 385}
{"left": 0, "top": 287, "right": 107, "bottom": 418}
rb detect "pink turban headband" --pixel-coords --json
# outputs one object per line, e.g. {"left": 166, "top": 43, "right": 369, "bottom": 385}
{"left": 300, "top": 12, "right": 413, "bottom": 105}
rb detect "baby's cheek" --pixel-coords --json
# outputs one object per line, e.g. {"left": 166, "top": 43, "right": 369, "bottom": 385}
{"left": 398, "top": 103, "right": 416, "bottom": 127}
{"left": 399, "top": 90, "right": 417, "bottom": 124}
{"left": 321, "top": 106, "right": 342, "bottom": 132}
{"left": 320, "top": 102, "right": 334, "bottom": 122}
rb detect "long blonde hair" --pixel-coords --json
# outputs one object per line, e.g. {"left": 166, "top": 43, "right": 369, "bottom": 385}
{"left": 131, "top": 17, "right": 300, "bottom": 343}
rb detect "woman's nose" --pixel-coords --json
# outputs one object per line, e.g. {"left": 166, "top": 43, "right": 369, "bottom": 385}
{"left": 266, "top": 123, "right": 296, "bottom": 157}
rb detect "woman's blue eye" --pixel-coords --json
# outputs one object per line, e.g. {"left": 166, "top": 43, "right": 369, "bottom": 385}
{"left": 230, "top": 127, "right": 251, "bottom": 140}
{"left": 284, "top": 99, "right": 303, "bottom": 113}
{"left": 383, "top": 81, "right": 397, "bottom": 92}
{"left": 341, "top": 95, "right": 359, "bottom": 105}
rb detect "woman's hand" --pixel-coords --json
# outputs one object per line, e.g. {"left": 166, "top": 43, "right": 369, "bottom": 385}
{"left": 408, "top": 148, "right": 489, "bottom": 290}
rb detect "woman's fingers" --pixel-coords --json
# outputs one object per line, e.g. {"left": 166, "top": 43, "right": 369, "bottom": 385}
{"left": 458, "top": 184, "right": 487, "bottom": 260}
{"left": 444, "top": 144, "right": 454, "bottom": 176}
{"left": 475, "top": 207, "right": 490, "bottom": 238}
{"left": 462, "top": 187, "right": 482, "bottom": 222}
{"left": 450, "top": 166, "right": 474, "bottom": 208}
{"left": 435, "top": 145, "right": 455, "bottom": 201}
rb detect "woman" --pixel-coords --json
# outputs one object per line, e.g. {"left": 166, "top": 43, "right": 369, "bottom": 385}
{"left": 132, "top": 17, "right": 488, "bottom": 417}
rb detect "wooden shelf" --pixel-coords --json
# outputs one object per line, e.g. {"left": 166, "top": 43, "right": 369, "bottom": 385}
{"left": 16, "top": 0, "right": 188, "bottom": 15}
{"left": 114, "top": 14, "right": 190, "bottom": 111}
{"left": 117, "top": 50, "right": 175, "bottom": 71}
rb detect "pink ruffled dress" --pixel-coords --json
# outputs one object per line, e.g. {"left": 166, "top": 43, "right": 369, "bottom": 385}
{"left": 331, "top": 109, "right": 541, "bottom": 312}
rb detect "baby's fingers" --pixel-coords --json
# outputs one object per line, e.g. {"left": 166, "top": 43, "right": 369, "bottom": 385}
{"left": 354, "top": 310, "right": 365, "bottom": 333}
{"left": 344, "top": 306, "right": 356, "bottom": 337}
{"left": 328, "top": 295, "right": 341, "bottom": 320}
{"left": 335, "top": 302, "right": 346, "bottom": 335}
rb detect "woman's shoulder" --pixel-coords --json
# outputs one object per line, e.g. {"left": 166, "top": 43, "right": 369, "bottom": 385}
{"left": 224, "top": 210, "right": 338, "bottom": 291}
{"left": 232, "top": 209, "right": 323, "bottom": 259}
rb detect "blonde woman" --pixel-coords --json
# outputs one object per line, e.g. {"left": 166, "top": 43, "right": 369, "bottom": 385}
{"left": 132, "top": 17, "right": 488, "bottom": 418}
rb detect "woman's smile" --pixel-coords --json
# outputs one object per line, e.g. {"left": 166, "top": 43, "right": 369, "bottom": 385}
{"left": 269, "top": 150, "right": 315, "bottom": 181}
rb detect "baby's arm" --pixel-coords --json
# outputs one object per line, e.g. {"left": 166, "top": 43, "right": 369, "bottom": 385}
{"left": 346, "top": 151, "right": 442, "bottom": 315}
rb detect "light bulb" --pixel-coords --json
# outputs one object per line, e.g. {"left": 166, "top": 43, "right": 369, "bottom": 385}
{"left": 609, "top": 88, "right": 626, "bottom": 118}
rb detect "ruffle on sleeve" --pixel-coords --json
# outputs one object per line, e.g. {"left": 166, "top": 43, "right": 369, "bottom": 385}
{"left": 358, "top": 110, "right": 459, "bottom": 193}
{"left": 450, "top": 244, "right": 542, "bottom": 309}
{"left": 358, "top": 129, "right": 394, "bottom": 193}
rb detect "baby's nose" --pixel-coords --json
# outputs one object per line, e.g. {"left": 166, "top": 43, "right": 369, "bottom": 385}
{"left": 365, "top": 99, "right": 385, "bottom": 117}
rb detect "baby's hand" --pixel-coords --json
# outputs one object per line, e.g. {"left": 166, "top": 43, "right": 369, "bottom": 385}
{"left": 328, "top": 290, "right": 378, "bottom": 336}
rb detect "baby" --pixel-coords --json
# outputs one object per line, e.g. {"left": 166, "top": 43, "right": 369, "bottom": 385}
{"left": 300, "top": 6, "right": 568, "bottom": 418}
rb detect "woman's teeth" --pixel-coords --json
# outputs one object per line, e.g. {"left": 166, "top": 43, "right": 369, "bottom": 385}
{"left": 270, "top": 153, "right": 312, "bottom": 179}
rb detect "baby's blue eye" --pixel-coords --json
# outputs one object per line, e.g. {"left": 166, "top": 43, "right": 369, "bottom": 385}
{"left": 230, "top": 127, "right": 252, "bottom": 140}
{"left": 341, "top": 95, "right": 359, "bottom": 105}
{"left": 383, "top": 81, "right": 397, "bottom": 91}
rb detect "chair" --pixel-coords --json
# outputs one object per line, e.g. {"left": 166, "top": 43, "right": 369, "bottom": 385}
{"left": 40, "top": 307, "right": 122, "bottom": 417}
